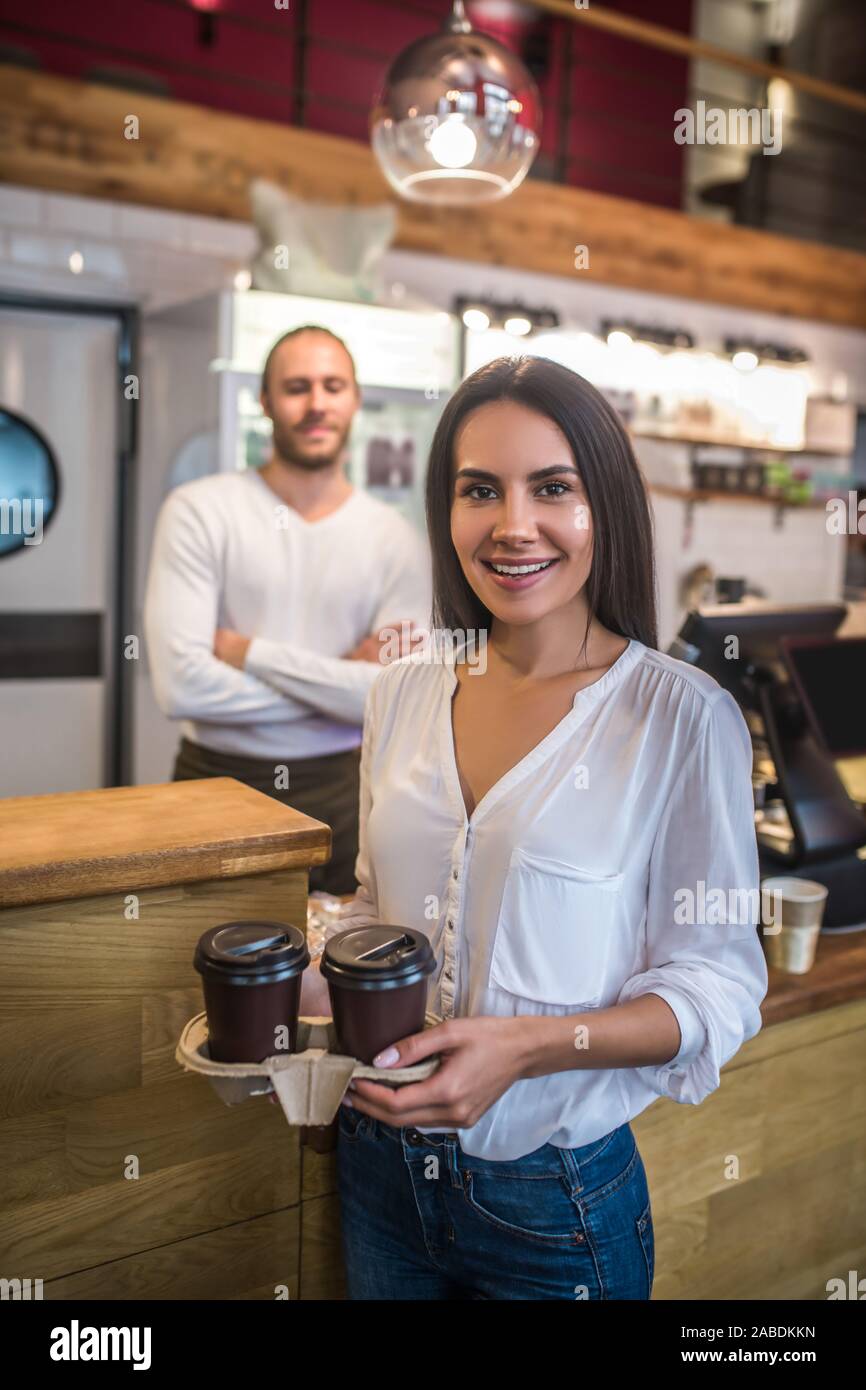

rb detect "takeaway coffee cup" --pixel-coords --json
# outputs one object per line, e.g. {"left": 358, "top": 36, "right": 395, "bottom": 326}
{"left": 760, "top": 877, "right": 828, "bottom": 974}
{"left": 194, "top": 921, "right": 310, "bottom": 1063}
{"left": 320, "top": 926, "right": 436, "bottom": 1064}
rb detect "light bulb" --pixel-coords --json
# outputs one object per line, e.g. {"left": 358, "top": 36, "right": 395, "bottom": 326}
{"left": 607, "top": 329, "right": 632, "bottom": 349}
{"left": 462, "top": 307, "right": 490, "bottom": 332}
{"left": 732, "top": 349, "right": 759, "bottom": 372}
{"left": 504, "top": 316, "right": 532, "bottom": 337}
{"left": 428, "top": 118, "right": 477, "bottom": 170}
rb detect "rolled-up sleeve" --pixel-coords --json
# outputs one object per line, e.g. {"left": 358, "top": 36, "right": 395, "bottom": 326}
{"left": 617, "top": 689, "right": 768, "bottom": 1104}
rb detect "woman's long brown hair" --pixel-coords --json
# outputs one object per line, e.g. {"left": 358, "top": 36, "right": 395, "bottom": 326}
{"left": 425, "top": 354, "right": 658, "bottom": 653}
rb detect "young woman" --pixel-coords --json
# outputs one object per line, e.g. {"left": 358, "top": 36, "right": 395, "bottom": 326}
{"left": 300, "top": 355, "right": 768, "bottom": 1300}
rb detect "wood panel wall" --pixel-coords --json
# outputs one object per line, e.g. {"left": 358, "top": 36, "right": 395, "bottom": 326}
{"left": 0, "top": 868, "right": 328, "bottom": 1300}
{"left": 638, "top": 996, "right": 866, "bottom": 1298}
{"left": 2, "top": 65, "right": 866, "bottom": 329}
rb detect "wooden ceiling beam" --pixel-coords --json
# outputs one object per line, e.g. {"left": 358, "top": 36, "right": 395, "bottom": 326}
{"left": 0, "top": 66, "right": 865, "bottom": 329}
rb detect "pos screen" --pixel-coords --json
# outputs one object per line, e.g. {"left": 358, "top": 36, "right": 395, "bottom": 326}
{"left": 782, "top": 636, "right": 866, "bottom": 758}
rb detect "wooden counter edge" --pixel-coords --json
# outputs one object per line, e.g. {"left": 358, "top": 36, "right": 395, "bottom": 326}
{"left": 0, "top": 832, "right": 332, "bottom": 909}
{"left": 760, "top": 929, "right": 866, "bottom": 1028}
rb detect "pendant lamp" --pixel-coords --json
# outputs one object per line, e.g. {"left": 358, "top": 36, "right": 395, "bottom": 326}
{"left": 370, "top": 0, "right": 541, "bottom": 205}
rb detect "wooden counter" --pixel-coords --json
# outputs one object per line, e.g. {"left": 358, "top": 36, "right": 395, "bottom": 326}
{"left": 0, "top": 778, "right": 332, "bottom": 1300}
{"left": 639, "top": 932, "right": 866, "bottom": 1299}
{"left": 2, "top": 782, "right": 863, "bottom": 1301}
{"left": 761, "top": 931, "right": 866, "bottom": 1027}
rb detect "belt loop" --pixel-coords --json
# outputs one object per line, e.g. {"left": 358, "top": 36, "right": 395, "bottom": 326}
{"left": 559, "top": 1145, "right": 583, "bottom": 1197}
{"left": 446, "top": 1135, "right": 464, "bottom": 1188}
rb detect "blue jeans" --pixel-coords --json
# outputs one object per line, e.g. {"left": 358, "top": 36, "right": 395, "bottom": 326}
{"left": 336, "top": 1107, "right": 655, "bottom": 1300}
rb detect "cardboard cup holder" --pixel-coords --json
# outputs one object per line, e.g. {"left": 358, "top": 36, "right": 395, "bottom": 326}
{"left": 175, "top": 1011, "right": 442, "bottom": 1127}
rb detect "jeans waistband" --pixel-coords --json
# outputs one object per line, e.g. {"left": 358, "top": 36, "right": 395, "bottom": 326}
{"left": 369, "top": 1116, "right": 630, "bottom": 1176}
{"left": 377, "top": 1120, "right": 457, "bottom": 1145}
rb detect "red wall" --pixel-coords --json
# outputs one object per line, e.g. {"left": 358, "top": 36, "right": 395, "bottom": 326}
{"left": 0, "top": 0, "right": 693, "bottom": 209}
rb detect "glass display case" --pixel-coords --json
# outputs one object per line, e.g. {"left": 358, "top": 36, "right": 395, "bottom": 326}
{"left": 217, "top": 291, "right": 459, "bottom": 533}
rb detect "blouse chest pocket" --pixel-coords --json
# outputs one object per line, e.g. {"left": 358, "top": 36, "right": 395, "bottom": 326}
{"left": 489, "top": 847, "right": 624, "bottom": 1009}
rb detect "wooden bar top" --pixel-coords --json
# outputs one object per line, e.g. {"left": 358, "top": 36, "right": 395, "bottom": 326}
{"left": 0, "top": 778, "right": 331, "bottom": 908}
{"left": 762, "top": 929, "right": 866, "bottom": 1027}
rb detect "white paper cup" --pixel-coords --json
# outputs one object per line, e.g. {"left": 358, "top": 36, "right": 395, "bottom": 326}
{"left": 761, "top": 877, "right": 828, "bottom": 973}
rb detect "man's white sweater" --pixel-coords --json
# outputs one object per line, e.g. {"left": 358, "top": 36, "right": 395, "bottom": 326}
{"left": 143, "top": 468, "right": 432, "bottom": 759}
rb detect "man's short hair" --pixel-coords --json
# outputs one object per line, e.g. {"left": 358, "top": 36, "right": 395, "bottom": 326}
{"left": 260, "top": 325, "right": 358, "bottom": 396}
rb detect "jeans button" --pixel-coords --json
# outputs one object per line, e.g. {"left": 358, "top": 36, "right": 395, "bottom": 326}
{"left": 406, "top": 1129, "right": 424, "bottom": 1146}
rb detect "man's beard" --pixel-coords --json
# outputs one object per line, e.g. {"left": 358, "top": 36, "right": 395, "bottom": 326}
{"left": 270, "top": 419, "right": 350, "bottom": 471}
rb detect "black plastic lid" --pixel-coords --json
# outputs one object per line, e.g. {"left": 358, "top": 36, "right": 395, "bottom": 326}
{"left": 320, "top": 926, "right": 435, "bottom": 990}
{"left": 194, "top": 921, "right": 309, "bottom": 986}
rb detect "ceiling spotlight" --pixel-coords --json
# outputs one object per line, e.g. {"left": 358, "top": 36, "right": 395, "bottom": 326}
{"left": 370, "top": 0, "right": 542, "bottom": 205}
{"left": 754, "top": 344, "right": 807, "bottom": 365}
{"left": 723, "top": 336, "right": 808, "bottom": 370}
{"left": 68, "top": 250, "right": 84, "bottom": 274}
{"left": 456, "top": 297, "right": 559, "bottom": 336}
{"left": 607, "top": 329, "right": 633, "bottom": 349}
{"left": 462, "top": 306, "right": 491, "bottom": 332}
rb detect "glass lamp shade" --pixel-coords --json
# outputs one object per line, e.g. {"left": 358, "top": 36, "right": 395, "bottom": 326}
{"left": 371, "top": 13, "right": 541, "bottom": 205}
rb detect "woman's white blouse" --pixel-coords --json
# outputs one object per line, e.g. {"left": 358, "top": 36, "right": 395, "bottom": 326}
{"left": 329, "top": 638, "right": 769, "bottom": 1161}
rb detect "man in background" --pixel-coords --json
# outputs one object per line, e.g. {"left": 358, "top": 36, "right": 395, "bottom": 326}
{"left": 144, "top": 325, "right": 430, "bottom": 894}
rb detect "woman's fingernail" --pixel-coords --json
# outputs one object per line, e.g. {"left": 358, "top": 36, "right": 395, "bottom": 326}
{"left": 341, "top": 1096, "right": 354, "bottom": 1108}
{"left": 373, "top": 1046, "right": 399, "bottom": 1068}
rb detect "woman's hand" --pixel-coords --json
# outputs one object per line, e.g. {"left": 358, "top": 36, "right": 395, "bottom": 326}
{"left": 344, "top": 1015, "right": 537, "bottom": 1129}
{"left": 214, "top": 628, "right": 251, "bottom": 669}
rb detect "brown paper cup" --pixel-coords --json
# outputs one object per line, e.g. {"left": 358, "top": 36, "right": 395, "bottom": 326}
{"left": 761, "top": 877, "right": 828, "bottom": 973}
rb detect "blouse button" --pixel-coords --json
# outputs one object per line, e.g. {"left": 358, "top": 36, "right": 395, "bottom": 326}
{"left": 452, "top": 868, "right": 459, "bottom": 880}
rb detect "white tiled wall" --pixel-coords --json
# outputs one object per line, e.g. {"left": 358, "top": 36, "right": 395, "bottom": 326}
{"left": 0, "top": 184, "right": 257, "bottom": 309}
{"left": 379, "top": 241, "right": 865, "bottom": 646}
{"left": 652, "top": 490, "right": 848, "bottom": 649}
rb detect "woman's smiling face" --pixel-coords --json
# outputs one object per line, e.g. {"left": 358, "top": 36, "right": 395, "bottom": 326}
{"left": 450, "top": 399, "right": 594, "bottom": 625}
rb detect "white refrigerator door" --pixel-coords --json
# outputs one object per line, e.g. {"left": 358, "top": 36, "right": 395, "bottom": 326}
{"left": 0, "top": 307, "right": 118, "bottom": 795}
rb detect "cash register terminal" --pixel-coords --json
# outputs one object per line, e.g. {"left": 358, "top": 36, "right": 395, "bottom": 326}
{"left": 670, "top": 602, "right": 866, "bottom": 930}
{"left": 783, "top": 636, "right": 866, "bottom": 809}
